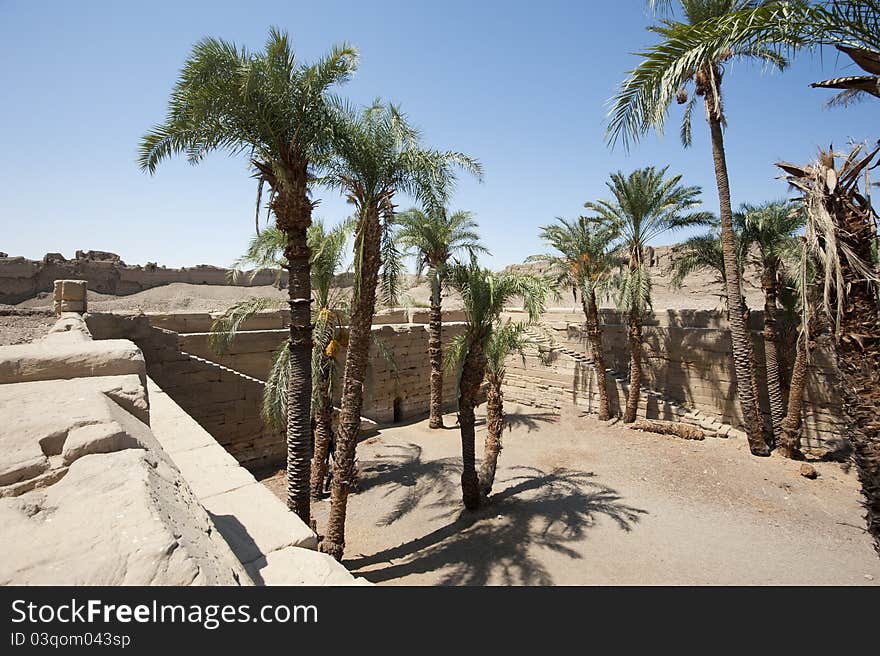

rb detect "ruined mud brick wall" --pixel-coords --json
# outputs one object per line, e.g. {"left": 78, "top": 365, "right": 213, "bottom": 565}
{"left": 0, "top": 252, "right": 280, "bottom": 304}
{"left": 502, "top": 308, "right": 843, "bottom": 449}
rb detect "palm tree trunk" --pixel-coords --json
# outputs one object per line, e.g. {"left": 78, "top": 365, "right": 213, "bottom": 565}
{"left": 458, "top": 336, "right": 486, "bottom": 510}
{"left": 703, "top": 88, "right": 769, "bottom": 456}
{"left": 272, "top": 174, "right": 314, "bottom": 526}
{"left": 428, "top": 295, "right": 444, "bottom": 429}
{"left": 624, "top": 309, "right": 642, "bottom": 424}
{"left": 834, "top": 204, "right": 880, "bottom": 554}
{"left": 321, "top": 207, "right": 382, "bottom": 561}
{"left": 478, "top": 374, "right": 504, "bottom": 497}
{"left": 778, "top": 319, "right": 812, "bottom": 460}
{"left": 761, "top": 263, "right": 786, "bottom": 447}
{"left": 583, "top": 290, "right": 610, "bottom": 420}
{"left": 309, "top": 362, "right": 333, "bottom": 500}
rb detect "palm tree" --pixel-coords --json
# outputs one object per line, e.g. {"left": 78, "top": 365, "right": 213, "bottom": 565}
{"left": 529, "top": 217, "right": 618, "bottom": 420}
{"left": 607, "top": 1, "right": 788, "bottom": 455}
{"left": 209, "top": 221, "right": 351, "bottom": 500}
{"left": 395, "top": 207, "right": 488, "bottom": 429}
{"left": 138, "top": 29, "right": 357, "bottom": 525}
{"left": 777, "top": 248, "right": 819, "bottom": 460}
{"left": 778, "top": 144, "right": 880, "bottom": 554}
{"left": 477, "top": 320, "right": 545, "bottom": 498}
{"left": 587, "top": 167, "right": 713, "bottom": 424}
{"left": 446, "top": 260, "right": 547, "bottom": 510}
{"left": 319, "top": 102, "right": 481, "bottom": 560}
{"left": 631, "top": 1, "right": 879, "bottom": 108}
{"left": 735, "top": 201, "right": 804, "bottom": 446}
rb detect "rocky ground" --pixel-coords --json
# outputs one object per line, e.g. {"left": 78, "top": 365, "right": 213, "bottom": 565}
{"left": 261, "top": 406, "right": 878, "bottom": 585}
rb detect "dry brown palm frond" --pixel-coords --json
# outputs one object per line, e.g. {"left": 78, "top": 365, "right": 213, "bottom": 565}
{"left": 778, "top": 143, "right": 880, "bottom": 342}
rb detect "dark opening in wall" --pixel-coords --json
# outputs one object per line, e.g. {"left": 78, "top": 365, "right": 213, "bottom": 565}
{"left": 393, "top": 397, "right": 403, "bottom": 424}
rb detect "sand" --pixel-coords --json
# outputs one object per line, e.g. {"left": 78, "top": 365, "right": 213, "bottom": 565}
{"left": 261, "top": 406, "right": 878, "bottom": 585}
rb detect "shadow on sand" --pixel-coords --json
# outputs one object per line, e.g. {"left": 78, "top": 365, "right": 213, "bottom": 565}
{"left": 350, "top": 445, "right": 647, "bottom": 585}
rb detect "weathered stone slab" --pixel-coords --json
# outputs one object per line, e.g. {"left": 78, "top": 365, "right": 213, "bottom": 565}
{"left": 203, "top": 483, "right": 317, "bottom": 563}
{"left": 0, "top": 450, "right": 251, "bottom": 585}
{"left": 245, "top": 546, "right": 370, "bottom": 586}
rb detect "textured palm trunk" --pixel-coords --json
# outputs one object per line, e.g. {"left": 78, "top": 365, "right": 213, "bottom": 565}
{"left": 428, "top": 295, "right": 445, "bottom": 429}
{"left": 458, "top": 336, "right": 487, "bottom": 510}
{"left": 761, "top": 263, "right": 786, "bottom": 447}
{"left": 478, "top": 374, "right": 504, "bottom": 497}
{"left": 834, "top": 204, "right": 880, "bottom": 554}
{"left": 703, "top": 89, "right": 768, "bottom": 456}
{"left": 582, "top": 290, "right": 610, "bottom": 420}
{"left": 778, "top": 319, "right": 812, "bottom": 460}
{"left": 272, "top": 168, "right": 314, "bottom": 525}
{"left": 623, "top": 311, "right": 642, "bottom": 424}
{"left": 320, "top": 206, "right": 382, "bottom": 561}
{"left": 309, "top": 361, "right": 333, "bottom": 500}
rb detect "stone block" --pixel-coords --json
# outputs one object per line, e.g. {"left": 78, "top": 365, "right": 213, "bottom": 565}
{"left": 203, "top": 483, "right": 317, "bottom": 564}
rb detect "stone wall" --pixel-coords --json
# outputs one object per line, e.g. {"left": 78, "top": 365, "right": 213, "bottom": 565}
{"left": 0, "top": 252, "right": 280, "bottom": 304}
{"left": 86, "top": 310, "right": 467, "bottom": 469}
{"left": 502, "top": 308, "right": 844, "bottom": 450}
{"left": 0, "top": 313, "right": 252, "bottom": 585}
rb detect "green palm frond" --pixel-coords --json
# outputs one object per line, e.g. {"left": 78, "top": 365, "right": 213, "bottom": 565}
{"left": 325, "top": 100, "right": 482, "bottom": 310}
{"left": 586, "top": 166, "right": 711, "bottom": 313}
{"left": 140, "top": 28, "right": 358, "bottom": 199}
{"left": 446, "top": 258, "right": 548, "bottom": 361}
{"left": 263, "top": 340, "right": 290, "bottom": 431}
{"left": 670, "top": 231, "right": 731, "bottom": 287}
{"left": 606, "top": 1, "right": 793, "bottom": 151}
{"left": 734, "top": 199, "right": 805, "bottom": 268}
{"left": 529, "top": 215, "right": 619, "bottom": 302}
{"left": 209, "top": 297, "right": 286, "bottom": 354}
{"left": 229, "top": 226, "right": 288, "bottom": 284}
{"left": 396, "top": 207, "right": 489, "bottom": 283}
{"left": 484, "top": 320, "right": 543, "bottom": 379}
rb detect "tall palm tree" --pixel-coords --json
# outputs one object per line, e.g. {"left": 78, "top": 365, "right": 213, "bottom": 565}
{"left": 587, "top": 167, "right": 713, "bottom": 424}
{"left": 607, "top": 1, "right": 788, "bottom": 455}
{"left": 208, "top": 221, "right": 351, "bottom": 499}
{"left": 476, "top": 320, "right": 545, "bottom": 498}
{"left": 529, "top": 217, "right": 618, "bottom": 420}
{"left": 319, "top": 102, "right": 481, "bottom": 560}
{"left": 395, "top": 207, "right": 487, "bottom": 429}
{"left": 735, "top": 201, "right": 804, "bottom": 446}
{"left": 631, "top": 1, "right": 879, "bottom": 107}
{"left": 446, "top": 261, "right": 547, "bottom": 510}
{"left": 777, "top": 248, "right": 819, "bottom": 461}
{"left": 138, "top": 29, "right": 357, "bottom": 525}
{"left": 779, "top": 144, "right": 880, "bottom": 554}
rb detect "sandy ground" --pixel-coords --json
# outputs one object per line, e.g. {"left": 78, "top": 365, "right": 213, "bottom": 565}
{"left": 0, "top": 308, "right": 56, "bottom": 346}
{"left": 261, "top": 406, "right": 878, "bottom": 585}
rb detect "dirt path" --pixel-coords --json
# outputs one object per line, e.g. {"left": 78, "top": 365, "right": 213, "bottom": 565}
{"left": 261, "top": 406, "right": 878, "bottom": 585}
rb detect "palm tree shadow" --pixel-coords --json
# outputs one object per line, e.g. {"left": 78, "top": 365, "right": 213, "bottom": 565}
{"left": 356, "top": 443, "right": 462, "bottom": 526}
{"left": 347, "top": 463, "right": 647, "bottom": 585}
{"left": 503, "top": 410, "right": 558, "bottom": 433}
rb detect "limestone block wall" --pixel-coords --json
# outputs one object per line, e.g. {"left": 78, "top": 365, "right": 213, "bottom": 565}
{"left": 0, "top": 314, "right": 252, "bottom": 585}
{"left": 502, "top": 308, "right": 844, "bottom": 449}
{"left": 176, "top": 322, "right": 467, "bottom": 425}
{"left": 87, "top": 311, "right": 467, "bottom": 469}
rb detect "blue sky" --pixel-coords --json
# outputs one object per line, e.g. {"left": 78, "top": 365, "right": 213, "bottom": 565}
{"left": 1, "top": 0, "right": 876, "bottom": 270}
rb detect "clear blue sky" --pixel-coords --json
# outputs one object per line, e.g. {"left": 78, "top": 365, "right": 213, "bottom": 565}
{"left": 1, "top": 0, "right": 876, "bottom": 270}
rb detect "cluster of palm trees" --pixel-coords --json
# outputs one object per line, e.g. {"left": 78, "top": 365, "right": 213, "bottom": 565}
{"left": 607, "top": 0, "right": 879, "bottom": 552}
{"left": 139, "top": 0, "right": 880, "bottom": 561}
{"left": 140, "top": 29, "right": 485, "bottom": 559}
